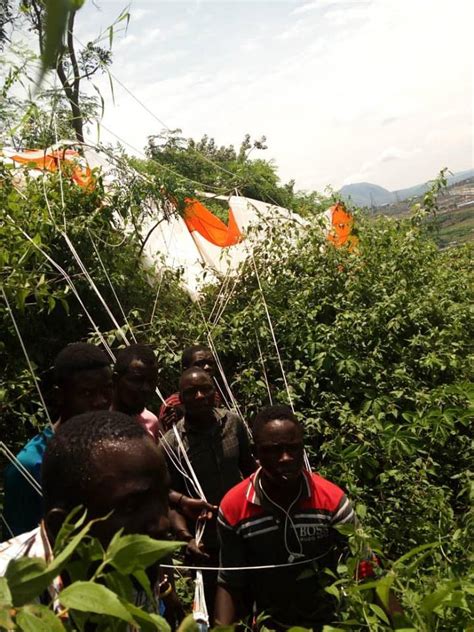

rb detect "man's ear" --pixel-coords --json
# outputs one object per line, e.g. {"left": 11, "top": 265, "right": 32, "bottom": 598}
{"left": 112, "top": 370, "right": 120, "bottom": 386}
{"left": 44, "top": 507, "right": 68, "bottom": 543}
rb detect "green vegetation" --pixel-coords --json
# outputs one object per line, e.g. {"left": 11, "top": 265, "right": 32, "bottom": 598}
{"left": 1, "top": 2, "right": 473, "bottom": 630}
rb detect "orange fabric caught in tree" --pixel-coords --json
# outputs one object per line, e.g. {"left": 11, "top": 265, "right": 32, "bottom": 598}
{"left": 184, "top": 198, "right": 243, "bottom": 247}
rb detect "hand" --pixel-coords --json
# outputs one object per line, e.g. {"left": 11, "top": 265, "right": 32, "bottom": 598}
{"left": 186, "top": 538, "right": 210, "bottom": 561}
{"left": 179, "top": 496, "right": 217, "bottom": 521}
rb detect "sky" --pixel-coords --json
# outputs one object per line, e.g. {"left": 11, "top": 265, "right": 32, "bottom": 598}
{"left": 15, "top": 0, "right": 474, "bottom": 192}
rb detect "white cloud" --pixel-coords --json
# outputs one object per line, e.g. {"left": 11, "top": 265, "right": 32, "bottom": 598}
{"left": 74, "top": 0, "right": 472, "bottom": 192}
{"left": 291, "top": 0, "right": 349, "bottom": 16}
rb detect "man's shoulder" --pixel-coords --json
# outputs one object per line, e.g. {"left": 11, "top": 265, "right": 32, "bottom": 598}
{"left": 163, "top": 392, "right": 181, "bottom": 408}
{"left": 307, "top": 471, "right": 347, "bottom": 512}
{"left": 162, "top": 418, "right": 185, "bottom": 446}
{"left": 12, "top": 428, "right": 53, "bottom": 469}
{"left": 219, "top": 474, "right": 259, "bottom": 527}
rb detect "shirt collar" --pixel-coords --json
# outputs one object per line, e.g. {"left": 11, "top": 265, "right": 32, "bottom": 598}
{"left": 182, "top": 408, "right": 225, "bottom": 434}
{"left": 246, "top": 467, "right": 312, "bottom": 506}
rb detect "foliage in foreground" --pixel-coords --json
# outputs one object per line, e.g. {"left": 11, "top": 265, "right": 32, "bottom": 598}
{"left": 0, "top": 509, "right": 181, "bottom": 631}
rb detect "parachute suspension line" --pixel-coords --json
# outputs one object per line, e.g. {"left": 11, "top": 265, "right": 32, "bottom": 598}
{"left": 196, "top": 299, "right": 246, "bottom": 425}
{"left": 7, "top": 217, "right": 115, "bottom": 362}
{"left": 0, "top": 442, "right": 43, "bottom": 496}
{"left": 61, "top": 232, "right": 129, "bottom": 347}
{"left": 250, "top": 252, "right": 294, "bottom": 413}
{"left": 87, "top": 229, "right": 138, "bottom": 343}
{"left": 1, "top": 287, "right": 53, "bottom": 428}
{"left": 51, "top": 97, "right": 67, "bottom": 231}
{"left": 207, "top": 268, "right": 233, "bottom": 325}
{"left": 213, "top": 377, "right": 232, "bottom": 410}
{"left": 0, "top": 512, "right": 14, "bottom": 539}
{"left": 169, "top": 426, "right": 209, "bottom": 629}
{"left": 149, "top": 217, "right": 177, "bottom": 326}
{"left": 255, "top": 332, "right": 273, "bottom": 405}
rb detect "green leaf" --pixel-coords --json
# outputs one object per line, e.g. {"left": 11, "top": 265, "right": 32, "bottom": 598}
{"left": 0, "top": 577, "right": 12, "bottom": 608}
{"left": 375, "top": 574, "right": 394, "bottom": 610}
{"left": 177, "top": 614, "right": 199, "bottom": 632}
{"left": 7, "top": 517, "right": 92, "bottom": 606}
{"left": 40, "top": 1, "right": 73, "bottom": 81}
{"left": 106, "top": 534, "right": 182, "bottom": 575}
{"left": 123, "top": 601, "right": 171, "bottom": 632}
{"left": 5, "top": 557, "right": 48, "bottom": 606}
{"left": 369, "top": 603, "right": 391, "bottom": 625}
{"left": 392, "top": 542, "right": 439, "bottom": 567}
{"left": 59, "top": 581, "right": 136, "bottom": 624}
{"left": 420, "top": 585, "right": 453, "bottom": 614}
{"left": 16, "top": 604, "right": 67, "bottom": 632}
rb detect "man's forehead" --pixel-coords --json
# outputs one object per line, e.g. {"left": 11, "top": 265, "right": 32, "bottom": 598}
{"left": 259, "top": 418, "right": 302, "bottom": 440}
{"left": 68, "top": 366, "right": 112, "bottom": 386}
{"left": 191, "top": 350, "right": 213, "bottom": 362}
{"left": 181, "top": 371, "right": 212, "bottom": 387}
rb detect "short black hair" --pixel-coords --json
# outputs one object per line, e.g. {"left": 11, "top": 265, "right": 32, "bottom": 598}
{"left": 114, "top": 344, "right": 157, "bottom": 375}
{"left": 42, "top": 410, "right": 147, "bottom": 513}
{"left": 181, "top": 344, "right": 213, "bottom": 370}
{"left": 252, "top": 404, "right": 300, "bottom": 441}
{"left": 54, "top": 343, "right": 110, "bottom": 386}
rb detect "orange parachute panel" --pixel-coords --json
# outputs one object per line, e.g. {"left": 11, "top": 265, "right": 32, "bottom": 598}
{"left": 10, "top": 148, "right": 95, "bottom": 190}
{"left": 327, "top": 203, "right": 358, "bottom": 249}
{"left": 184, "top": 198, "right": 243, "bottom": 247}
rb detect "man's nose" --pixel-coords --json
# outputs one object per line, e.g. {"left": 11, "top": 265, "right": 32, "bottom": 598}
{"left": 279, "top": 450, "right": 293, "bottom": 463}
{"left": 93, "top": 392, "right": 110, "bottom": 410}
{"left": 195, "top": 389, "right": 205, "bottom": 399}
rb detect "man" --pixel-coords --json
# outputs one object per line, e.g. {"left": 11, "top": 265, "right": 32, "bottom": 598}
{"left": 161, "top": 367, "right": 256, "bottom": 618}
{"left": 0, "top": 411, "right": 179, "bottom": 622}
{"left": 2, "top": 342, "right": 113, "bottom": 536}
{"left": 158, "top": 345, "right": 222, "bottom": 430}
{"left": 113, "top": 344, "right": 161, "bottom": 442}
{"left": 215, "top": 404, "right": 358, "bottom": 630}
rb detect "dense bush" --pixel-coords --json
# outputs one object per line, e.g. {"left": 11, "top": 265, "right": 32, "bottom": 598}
{"left": 1, "top": 160, "right": 472, "bottom": 629}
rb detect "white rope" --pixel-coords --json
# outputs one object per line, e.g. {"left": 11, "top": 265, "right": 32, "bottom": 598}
{"left": 250, "top": 252, "right": 294, "bottom": 413}
{"left": 6, "top": 216, "right": 115, "bottom": 362}
{"left": 1, "top": 286, "right": 53, "bottom": 428}
{"left": 87, "top": 229, "right": 138, "bottom": 343}
{"left": 61, "top": 232, "right": 130, "bottom": 347}
{"left": 0, "top": 513, "right": 14, "bottom": 539}
{"left": 255, "top": 333, "right": 273, "bottom": 405}
{"left": 172, "top": 425, "right": 207, "bottom": 502}
{"left": 0, "top": 442, "right": 43, "bottom": 496}
{"left": 162, "top": 548, "right": 334, "bottom": 572}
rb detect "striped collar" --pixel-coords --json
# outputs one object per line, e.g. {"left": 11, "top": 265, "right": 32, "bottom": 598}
{"left": 245, "top": 467, "right": 312, "bottom": 506}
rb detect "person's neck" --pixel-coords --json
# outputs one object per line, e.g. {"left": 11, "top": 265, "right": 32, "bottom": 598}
{"left": 112, "top": 398, "right": 142, "bottom": 417}
{"left": 259, "top": 471, "right": 303, "bottom": 508}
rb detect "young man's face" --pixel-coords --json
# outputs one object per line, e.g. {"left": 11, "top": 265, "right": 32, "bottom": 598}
{"left": 59, "top": 367, "right": 113, "bottom": 421}
{"left": 114, "top": 359, "right": 158, "bottom": 415}
{"left": 180, "top": 370, "right": 215, "bottom": 418}
{"left": 190, "top": 349, "right": 216, "bottom": 378}
{"left": 85, "top": 436, "right": 170, "bottom": 546}
{"left": 256, "top": 419, "right": 305, "bottom": 486}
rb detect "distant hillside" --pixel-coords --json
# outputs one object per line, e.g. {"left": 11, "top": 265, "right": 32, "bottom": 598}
{"left": 340, "top": 169, "right": 474, "bottom": 207}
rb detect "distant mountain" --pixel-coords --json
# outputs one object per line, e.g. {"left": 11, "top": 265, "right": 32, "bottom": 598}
{"left": 340, "top": 169, "right": 474, "bottom": 208}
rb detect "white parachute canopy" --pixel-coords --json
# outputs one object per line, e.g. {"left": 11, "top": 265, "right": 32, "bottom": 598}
{"left": 1, "top": 141, "right": 309, "bottom": 297}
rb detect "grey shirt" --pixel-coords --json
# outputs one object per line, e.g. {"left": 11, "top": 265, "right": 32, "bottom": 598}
{"left": 162, "top": 408, "right": 256, "bottom": 507}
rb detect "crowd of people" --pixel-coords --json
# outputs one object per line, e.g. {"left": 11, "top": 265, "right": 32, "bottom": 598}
{"left": 0, "top": 341, "right": 403, "bottom": 630}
